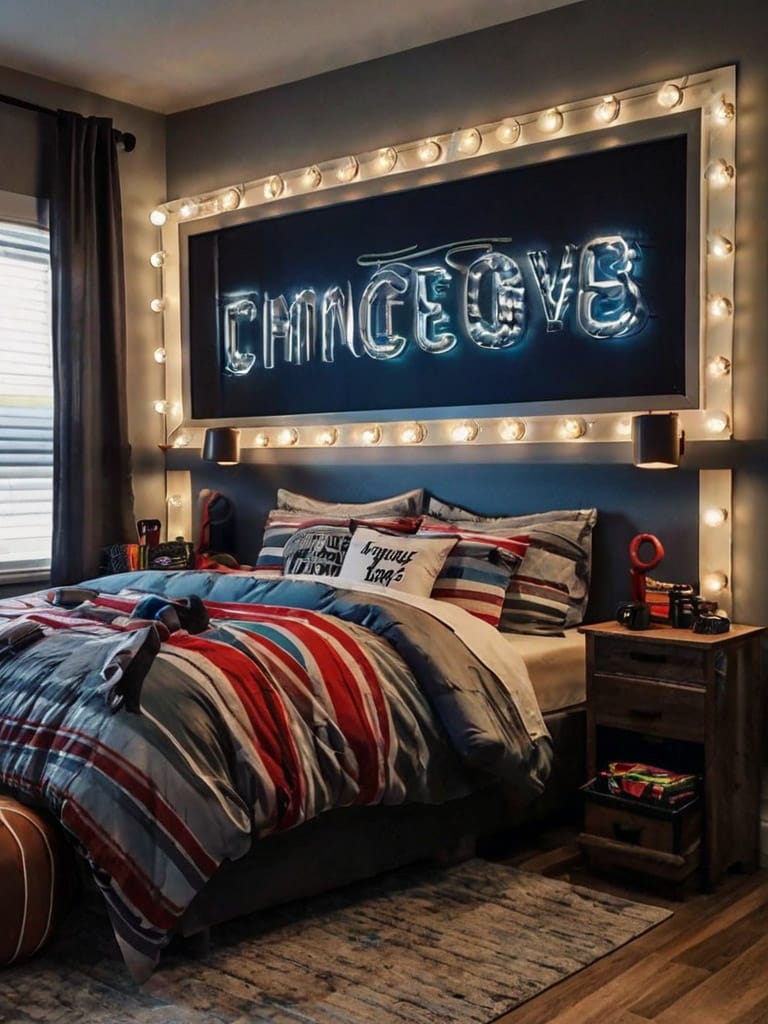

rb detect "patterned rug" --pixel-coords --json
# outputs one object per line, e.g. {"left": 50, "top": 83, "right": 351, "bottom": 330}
{"left": 1, "top": 858, "right": 671, "bottom": 1024}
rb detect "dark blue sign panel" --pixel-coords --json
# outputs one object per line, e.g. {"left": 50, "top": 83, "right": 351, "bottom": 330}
{"left": 187, "top": 134, "right": 688, "bottom": 419}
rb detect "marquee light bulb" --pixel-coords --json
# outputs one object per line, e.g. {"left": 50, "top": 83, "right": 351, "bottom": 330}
{"left": 708, "top": 232, "right": 734, "bottom": 258}
{"left": 702, "top": 571, "right": 728, "bottom": 594}
{"left": 302, "top": 165, "right": 322, "bottom": 190}
{"left": 559, "top": 416, "right": 587, "bottom": 439}
{"left": 400, "top": 422, "right": 426, "bottom": 445}
{"left": 153, "top": 346, "right": 167, "bottom": 364}
{"left": 707, "top": 294, "right": 733, "bottom": 318}
{"left": 615, "top": 418, "right": 633, "bottom": 438}
{"left": 316, "top": 427, "right": 338, "bottom": 446}
{"left": 706, "top": 410, "right": 730, "bottom": 434}
{"left": 713, "top": 98, "right": 735, "bottom": 124}
{"left": 706, "top": 159, "right": 735, "bottom": 187}
{"left": 538, "top": 107, "right": 563, "bottom": 134}
{"left": 150, "top": 297, "right": 166, "bottom": 313}
{"left": 172, "top": 434, "right": 191, "bottom": 448}
{"left": 375, "top": 147, "right": 398, "bottom": 174}
{"left": 336, "top": 156, "right": 359, "bottom": 183}
{"left": 277, "top": 427, "right": 299, "bottom": 447}
{"left": 153, "top": 399, "right": 170, "bottom": 415}
{"left": 149, "top": 208, "right": 167, "bottom": 227}
{"left": 707, "top": 355, "right": 731, "bottom": 378}
{"left": 264, "top": 175, "right": 284, "bottom": 200}
{"left": 595, "top": 95, "right": 620, "bottom": 124}
{"left": 219, "top": 187, "right": 243, "bottom": 211}
{"left": 253, "top": 431, "right": 270, "bottom": 448}
{"left": 167, "top": 494, "right": 183, "bottom": 510}
{"left": 178, "top": 198, "right": 199, "bottom": 219}
{"left": 456, "top": 128, "right": 482, "bottom": 155}
{"left": 703, "top": 507, "right": 728, "bottom": 527}
{"left": 417, "top": 139, "right": 441, "bottom": 164}
{"left": 499, "top": 418, "right": 526, "bottom": 442}
{"left": 150, "top": 250, "right": 167, "bottom": 268}
{"left": 496, "top": 118, "right": 521, "bottom": 145}
{"left": 450, "top": 419, "right": 479, "bottom": 443}
{"left": 657, "top": 83, "right": 683, "bottom": 109}
{"left": 361, "top": 424, "right": 382, "bottom": 445}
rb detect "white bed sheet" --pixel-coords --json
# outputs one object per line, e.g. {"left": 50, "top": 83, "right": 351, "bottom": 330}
{"left": 503, "top": 630, "right": 586, "bottom": 714}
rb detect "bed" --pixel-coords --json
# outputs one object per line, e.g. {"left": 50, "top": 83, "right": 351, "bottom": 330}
{"left": 0, "top": 493, "right": 593, "bottom": 981}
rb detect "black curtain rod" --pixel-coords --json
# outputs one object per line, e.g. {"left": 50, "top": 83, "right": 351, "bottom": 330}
{"left": 0, "top": 92, "right": 136, "bottom": 152}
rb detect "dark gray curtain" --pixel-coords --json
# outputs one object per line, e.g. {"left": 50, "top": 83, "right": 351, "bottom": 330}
{"left": 50, "top": 110, "right": 134, "bottom": 585}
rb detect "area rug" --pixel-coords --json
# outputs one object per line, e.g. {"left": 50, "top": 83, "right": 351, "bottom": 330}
{"left": 1, "top": 858, "right": 671, "bottom": 1024}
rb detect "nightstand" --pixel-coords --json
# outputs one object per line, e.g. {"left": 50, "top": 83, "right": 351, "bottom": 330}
{"left": 578, "top": 621, "right": 764, "bottom": 888}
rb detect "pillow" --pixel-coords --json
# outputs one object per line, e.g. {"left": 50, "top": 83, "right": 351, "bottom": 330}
{"left": 421, "top": 509, "right": 597, "bottom": 635}
{"left": 282, "top": 525, "right": 352, "bottom": 578}
{"left": 277, "top": 488, "right": 424, "bottom": 517}
{"left": 256, "top": 511, "right": 422, "bottom": 574}
{"left": 427, "top": 496, "right": 593, "bottom": 529}
{"left": 338, "top": 527, "right": 457, "bottom": 596}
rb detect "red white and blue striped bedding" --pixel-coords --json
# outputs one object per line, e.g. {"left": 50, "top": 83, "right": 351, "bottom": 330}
{"left": 0, "top": 571, "right": 551, "bottom": 981}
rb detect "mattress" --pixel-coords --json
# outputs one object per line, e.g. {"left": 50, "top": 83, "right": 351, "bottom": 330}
{"left": 506, "top": 629, "right": 586, "bottom": 714}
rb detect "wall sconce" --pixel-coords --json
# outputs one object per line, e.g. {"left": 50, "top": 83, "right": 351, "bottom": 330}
{"left": 202, "top": 427, "right": 240, "bottom": 465}
{"left": 632, "top": 413, "right": 684, "bottom": 469}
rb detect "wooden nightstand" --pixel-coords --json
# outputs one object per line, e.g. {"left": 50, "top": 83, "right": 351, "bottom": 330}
{"left": 578, "top": 620, "right": 764, "bottom": 888}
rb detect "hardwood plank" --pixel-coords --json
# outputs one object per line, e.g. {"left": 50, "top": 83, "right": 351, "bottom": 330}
{"left": 673, "top": 902, "right": 768, "bottom": 971}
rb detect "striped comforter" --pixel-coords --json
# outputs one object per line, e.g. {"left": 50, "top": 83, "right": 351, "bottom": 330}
{"left": 0, "top": 571, "right": 551, "bottom": 981}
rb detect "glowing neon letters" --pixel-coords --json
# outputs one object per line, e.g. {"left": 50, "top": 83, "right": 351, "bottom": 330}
{"left": 222, "top": 234, "right": 646, "bottom": 375}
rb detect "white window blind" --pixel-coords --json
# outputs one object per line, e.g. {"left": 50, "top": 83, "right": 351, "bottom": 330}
{"left": 0, "top": 218, "right": 53, "bottom": 581}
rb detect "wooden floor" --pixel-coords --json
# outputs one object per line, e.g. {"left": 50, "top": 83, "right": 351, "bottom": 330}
{"left": 495, "top": 833, "right": 768, "bottom": 1024}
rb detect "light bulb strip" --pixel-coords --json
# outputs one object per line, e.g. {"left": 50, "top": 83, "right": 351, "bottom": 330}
{"left": 156, "top": 65, "right": 734, "bottom": 451}
{"left": 699, "top": 468, "right": 732, "bottom": 615}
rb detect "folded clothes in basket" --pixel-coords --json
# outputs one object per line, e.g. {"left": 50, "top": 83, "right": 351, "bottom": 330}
{"left": 598, "top": 761, "right": 699, "bottom": 807}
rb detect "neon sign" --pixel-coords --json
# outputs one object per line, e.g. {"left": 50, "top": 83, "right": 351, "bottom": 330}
{"left": 222, "top": 233, "right": 647, "bottom": 375}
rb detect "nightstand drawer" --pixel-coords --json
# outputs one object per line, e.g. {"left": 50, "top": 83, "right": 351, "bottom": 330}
{"left": 593, "top": 637, "right": 707, "bottom": 684}
{"left": 582, "top": 786, "right": 702, "bottom": 856}
{"left": 592, "top": 674, "right": 706, "bottom": 741}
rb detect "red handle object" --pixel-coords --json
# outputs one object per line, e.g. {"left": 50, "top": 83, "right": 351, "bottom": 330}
{"left": 629, "top": 533, "right": 665, "bottom": 603}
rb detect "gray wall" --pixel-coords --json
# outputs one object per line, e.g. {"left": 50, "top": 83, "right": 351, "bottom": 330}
{"left": 166, "top": 0, "right": 768, "bottom": 626}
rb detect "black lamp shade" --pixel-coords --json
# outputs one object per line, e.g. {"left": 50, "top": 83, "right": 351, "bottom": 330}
{"left": 202, "top": 427, "right": 240, "bottom": 465}
{"left": 632, "top": 413, "right": 682, "bottom": 469}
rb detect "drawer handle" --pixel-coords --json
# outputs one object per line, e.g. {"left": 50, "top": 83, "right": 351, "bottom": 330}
{"left": 613, "top": 822, "right": 643, "bottom": 844}
{"left": 629, "top": 651, "right": 668, "bottom": 664}
{"left": 628, "top": 707, "right": 662, "bottom": 721}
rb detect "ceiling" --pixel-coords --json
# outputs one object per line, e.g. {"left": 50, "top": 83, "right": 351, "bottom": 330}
{"left": 0, "top": 0, "right": 579, "bottom": 115}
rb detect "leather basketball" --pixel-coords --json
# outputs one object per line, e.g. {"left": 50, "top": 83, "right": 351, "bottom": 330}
{"left": 0, "top": 797, "right": 71, "bottom": 965}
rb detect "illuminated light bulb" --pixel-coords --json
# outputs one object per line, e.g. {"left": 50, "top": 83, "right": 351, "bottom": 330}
{"left": 149, "top": 208, "right": 167, "bottom": 227}
{"left": 153, "top": 346, "right": 167, "bottom": 364}
{"left": 167, "top": 494, "right": 183, "bottom": 510}
{"left": 706, "top": 159, "right": 735, "bottom": 187}
{"left": 316, "top": 427, "right": 338, "bottom": 447}
{"left": 277, "top": 427, "right": 299, "bottom": 447}
{"left": 705, "top": 410, "right": 730, "bottom": 434}
{"left": 450, "top": 419, "right": 479, "bottom": 443}
{"left": 702, "top": 571, "right": 728, "bottom": 594}
{"left": 219, "top": 186, "right": 242, "bottom": 211}
{"left": 595, "top": 95, "right": 620, "bottom": 124}
{"left": 336, "top": 156, "right": 359, "bottom": 183}
{"left": 559, "top": 416, "right": 587, "bottom": 439}
{"left": 254, "top": 431, "right": 270, "bottom": 448}
{"left": 178, "top": 197, "right": 199, "bottom": 219}
{"left": 707, "top": 354, "right": 731, "bottom": 378}
{"left": 361, "top": 424, "right": 382, "bottom": 445}
{"left": 707, "top": 294, "right": 733, "bottom": 318}
{"left": 538, "top": 107, "right": 564, "bottom": 134}
{"left": 708, "top": 232, "right": 734, "bottom": 257}
{"left": 153, "top": 399, "right": 170, "bottom": 415}
{"left": 400, "top": 422, "right": 426, "bottom": 445}
{"left": 302, "top": 165, "right": 322, "bottom": 189}
{"left": 417, "top": 139, "right": 441, "bottom": 164}
{"left": 496, "top": 118, "right": 521, "bottom": 145}
{"left": 150, "top": 250, "right": 167, "bottom": 268}
{"left": 456, "top": 128, "right": 482, "bottom": 155}
{"left": 150, "top": 297, "right": 166, "bottom": 313}
{"left": 713, "top": 98, "right": 735, "bottom": 124}
{"left": 264, "top": 175, "right": 284, "bottom": 200}
{"left": 499, "top": 418, "right": 526, "bottom": 442}
{"left": 615, "top": 418, "right": 633, "bottom": 438}
{"left": 172, "top": 434, "right": 191, "bottom": 449}
{"left": 375, "top": 147, "right": 398, "bottom": 174}
{"left": 703, "top": 507, "right": 728, "bottom": 527}
{"left": 657, "top": 83, "right": 683, "bottom": 109}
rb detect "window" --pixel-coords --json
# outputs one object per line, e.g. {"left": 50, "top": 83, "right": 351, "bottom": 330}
{"left": 0, "top": 193, "right": 52, "bottom": 582}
